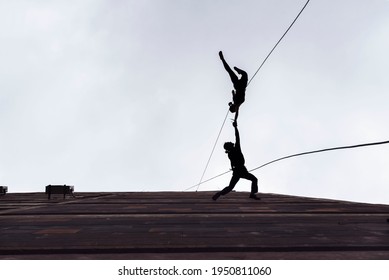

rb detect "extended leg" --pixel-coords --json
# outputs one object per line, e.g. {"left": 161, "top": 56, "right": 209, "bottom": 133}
{"left": 221, "top": 174, "right": 240, "bottom": 195}
{"left": 219, "top": 51, "right": 239, "bottom": 85}
{"left": 212, "top": 174, "right": 240, "bottom": 200}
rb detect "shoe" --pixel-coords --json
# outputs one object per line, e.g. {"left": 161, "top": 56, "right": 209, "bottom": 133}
{"left": 249, "top": 194, "right": 260, "bottom": 200}
{"left": 212, "top": 192, "right": 221, "bottom": 201}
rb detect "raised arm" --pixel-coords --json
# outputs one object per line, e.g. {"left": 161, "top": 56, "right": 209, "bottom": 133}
{"left": 233, "top": 106, "right": 239, "bottom": 122}
{"left": 233, "top": 121, "right": 241, "bottom": 151}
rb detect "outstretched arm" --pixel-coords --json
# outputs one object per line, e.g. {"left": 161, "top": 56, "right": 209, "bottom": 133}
{"left": 233, "top": 121, "right": 241, "bottom": 150}
{"left": 234, "top": 106, "right": 239, "bottom": 122}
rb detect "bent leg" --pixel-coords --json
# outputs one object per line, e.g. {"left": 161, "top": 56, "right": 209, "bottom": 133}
{"left": 241, "top": 172, "right": 258, "bottom": 194}
{"left": 234, "top": 67, "right": 248, "bottom": 79}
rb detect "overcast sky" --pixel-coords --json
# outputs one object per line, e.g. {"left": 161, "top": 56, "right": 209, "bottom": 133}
{"left": 1, "top": 0, "right": 389, "bottom": 204}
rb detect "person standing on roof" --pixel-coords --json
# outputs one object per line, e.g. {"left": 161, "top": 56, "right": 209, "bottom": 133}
{"left": 219, "top": 51, "right": 248, "bottom": 122}
{"left": 212, "top": 120, "right": 260, "bottom": 201}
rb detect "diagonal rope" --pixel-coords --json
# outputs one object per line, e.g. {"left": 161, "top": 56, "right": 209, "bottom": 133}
{"left": 195, "top": 108, "right": 230, "bottom": 192}
{"left": 185, "top": 139, "right": 389, "bottom": 191}
{"left": 249, "top": 140, "right": 389, "bottom": 173}
{"left": 247, "top": 0, "right": 311, "bottom": 86}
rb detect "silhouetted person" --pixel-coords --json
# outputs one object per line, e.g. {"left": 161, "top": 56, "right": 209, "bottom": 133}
{"left": 219, "top": 51, "right": 248, "bottom": 121}
{"left": 212, "top": 121, "right": 260, "bottom": 201}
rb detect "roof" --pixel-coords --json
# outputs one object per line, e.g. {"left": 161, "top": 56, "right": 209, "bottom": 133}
{"left": 1, "top": 191, "right": 389, "bottom": 259}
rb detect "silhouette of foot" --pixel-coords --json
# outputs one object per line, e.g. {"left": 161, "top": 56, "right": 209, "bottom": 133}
{"left": 249, "top": 194, "right": 260, "bottom": 200}
{"left": 212, "top": 192, "right": 221, "bottom": 201}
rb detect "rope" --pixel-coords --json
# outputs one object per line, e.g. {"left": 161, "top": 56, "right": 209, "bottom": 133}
{"left": 195, "top": 0, "right": 311, "bottom": 191}
{"left": 249, "top": 140, "right": 389, "bottom": 172}
{"left": 185, "top": 139, "right": 389, "bottom": 191}
{"left": 248, "top": 0, "right": 311, "bottom": 86}
{"left": 195, "top": 108, "right": 230, "bottom": 192}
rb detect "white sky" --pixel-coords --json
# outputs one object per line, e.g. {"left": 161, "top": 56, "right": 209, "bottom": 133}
{"left": 1, "top": 0, "right": 389, "bottom": 204}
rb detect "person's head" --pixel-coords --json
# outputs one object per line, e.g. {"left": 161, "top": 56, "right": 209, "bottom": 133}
{"left": 224, "top": 142, "right": 234, "bottom": 153}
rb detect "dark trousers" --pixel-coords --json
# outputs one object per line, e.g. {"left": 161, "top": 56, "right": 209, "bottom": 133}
{"left": 221, "top": 58, "right": 239, "bottom": 86}
{"left": 220, "top": 167, "right": 258, "bottom": 196}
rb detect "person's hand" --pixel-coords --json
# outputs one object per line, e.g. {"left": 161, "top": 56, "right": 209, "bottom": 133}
{"left": 232, "top": 121, "right": 237, "bottom": 127}
{"left": 219, "top": 51, "right": 224, "bottom": 60}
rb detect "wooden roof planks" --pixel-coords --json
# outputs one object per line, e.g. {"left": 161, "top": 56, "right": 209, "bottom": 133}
{"left": 0, "top": 191, "right": 389, "bottom": 259}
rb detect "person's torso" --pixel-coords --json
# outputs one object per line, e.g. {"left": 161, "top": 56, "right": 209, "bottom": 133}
{"left": 233, "top": 81, "right": 247, "bottom": 104}
{"left": 228, "top": 148, "right": 245, "bottom": 168}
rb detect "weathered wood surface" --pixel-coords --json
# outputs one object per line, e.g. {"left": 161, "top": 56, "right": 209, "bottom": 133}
{"left": 0, "top": 191, "right": 388, "bottom": 259}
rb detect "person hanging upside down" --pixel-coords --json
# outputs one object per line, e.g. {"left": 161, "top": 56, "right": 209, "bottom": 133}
{"left": 212, "top": 120, "right": 260, "bottom": 201}
{"left": 219, "top": 51, "right": 248, "bottom": 122}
